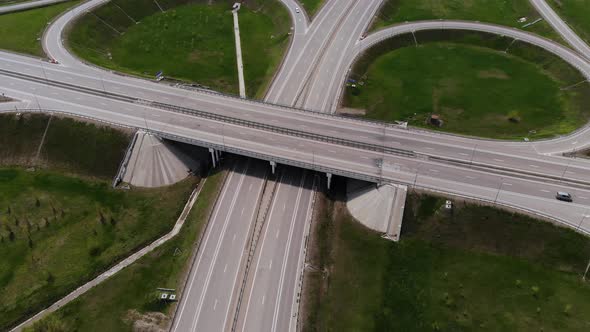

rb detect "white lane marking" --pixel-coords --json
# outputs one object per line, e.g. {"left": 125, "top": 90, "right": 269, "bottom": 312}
{"left": 502, "top": 183, "right": 513, "bottom": 186}
{"left": 328, "top": 150, "right": 337, "bottom": 153}
{"left": 466, "top": 176, "right": 476, "bottom": 179}
{"left": 424, "top": 147, "right": 434, "bottom": 150}
{"left": 458, "top": 153, "right": 469, "bottom": 156}
{"left": 359, "top": 136, "right": 369, "bottom": 139}
{"left": 223, "top": 264, "right": 228, "bottom": 273}
{"left": 283, "top": 203, "right": 286, "bottom": 211}
{"left": 541, "top": 189, "right": 550, "bottom": 193}
{"left": 241, "top": 208, "right": 244, "bottom": 216}
{"left": 361, "top": 156, "right": 369, "bottom": 160}
{"left": 271, "top": 174, "right": 306, "bottom": 332}
{"left": 213, "top": 299, "right": 218, "bottom": 311}
{"left": 262, "top": 295, "right": 265, "bottom": 305}
{"left": 494, "top": 159, "right": 504, "bottom": 162}
{"left": 429, "top": 169, "right": 439, "bottom": 173}
{"left": 269, "top": 259, "right": 273, "bottom": 270}
{"left": 276, "top": 230, "right": 279, "bottom": 238}
{"left": 233, "top": 233, "right": 236, "bottom": 242}
{"left": 240, "top": 174, "right": 285, "bottom": 331}
{"left": 249, "top": 183, "right": 253, "bottom": 192}
{"left": 572, "top": 141, "right": 578, "bottom": 145}
{"left": 579, "top": 196, "right": 589, "bottom": 200}
{"left": 190, "top": 167, "right": 249, "bottom": 331}
{"left": 529, "top": 164, "right": 539, "bottom": 168}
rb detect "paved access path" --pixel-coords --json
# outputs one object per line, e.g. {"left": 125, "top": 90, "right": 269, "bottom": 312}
{"left": 11, "top": 177, "right": 208, "bottom": 331}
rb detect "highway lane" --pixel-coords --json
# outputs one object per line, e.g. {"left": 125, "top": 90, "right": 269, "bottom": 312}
{"left": 6, "top": 1, "right": 585, "bottom": 326}
{"left": 8, "top": 85, "right": 588, "bottom": 235}
{"left": 267, "top": 0, "right": 358, "bottom": 105}
{"left": 0, "top": 0, "right": 70, "bottom": 14}
{"left": 236, "top": 169, "right": 315, "bottom": 332}
{"left": 529, "top": 0, "right": 590, "bottom": 61}
{"left": 171, "top": 158, "right": 267, "bottom": 332}
{"left": 19, "top": 0, "right": 590, "bottom": 156}
{"left": 300, "top": 0, "right": 382, "bottom": 110}
{"left": 3, "top": 61, "right": 590, "bottom": 188}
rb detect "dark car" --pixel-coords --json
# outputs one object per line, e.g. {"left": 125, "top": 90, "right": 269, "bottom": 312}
{"left": 556, "top": 192, "right": 573, "bottom": 202}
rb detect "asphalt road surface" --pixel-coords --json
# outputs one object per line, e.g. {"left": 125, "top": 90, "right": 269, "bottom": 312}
{"left": 172, "top": 158, "right": 267, "bottom": 332}
{"left": 4, "top": 0, "right": 590, "bottom": 330}
{"left": 0, "top": 0, "right": 70, "bottom": 14}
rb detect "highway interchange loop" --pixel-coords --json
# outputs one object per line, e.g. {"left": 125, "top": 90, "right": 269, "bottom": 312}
{"left": 3, "top": 0, "right": 590, "bottom": 330}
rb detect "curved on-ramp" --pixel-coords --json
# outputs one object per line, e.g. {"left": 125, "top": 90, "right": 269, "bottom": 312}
{"left": 326, "top": 20, "right": 590, "bottom": 154}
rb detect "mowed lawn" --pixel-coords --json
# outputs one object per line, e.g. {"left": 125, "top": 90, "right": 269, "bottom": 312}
{"left": 24, "top": 169, "right": 226, "bottom": 332}
{"left": 299, "top": 0, "right": 323, "bottom": 16}
{"left": 0, "top": 1, "right": 80, "bottom": 56}
{"left": 306, "top": 194, "right": 590, "bottom": 332}
{"left": 345, "top": 43, "right": 586, "bottom": 139}
{"left": 549, "top": 0, "right": 590, "bottom": 44}
{"left": 372, "top": 0, "right": 559, "bottom": 40}
{"left": 68, "top": 0, "right": 290, "bottom": 97}
{"left": 0, "top": 169, "right": 197, "bottom": 330}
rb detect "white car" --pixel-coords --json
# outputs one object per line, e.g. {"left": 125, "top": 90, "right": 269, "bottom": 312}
{"left": 295, "top": 7, "right": 300, "bottom": 13}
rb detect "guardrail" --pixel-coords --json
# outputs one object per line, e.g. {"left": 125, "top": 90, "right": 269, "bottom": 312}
{"left": 0, "top": 68, "right": 415, "bottom": 159}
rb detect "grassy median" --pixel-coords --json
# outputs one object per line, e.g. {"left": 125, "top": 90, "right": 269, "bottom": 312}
{"left": 548, "top": 0, "right": 590, "bottom": 45}
{"left": 303, "top": 187, "right": 590, "bottom": 331}
{"left": 25, "top": 168, "right": 226, "bottom": 332}
{"left": 372, "top": 0, "right": 560, "bottom": 41}
{"left": 68, "top": 0, "right": 290, "bottom": 97}
{"left": 344, "top": 31, "right": 590, "bottom": 139}
{"left": 0, "top": 1, "right": 80, "bottom": 56}
{"left": 299, "top": 0, "right": 323, "bottom": 17}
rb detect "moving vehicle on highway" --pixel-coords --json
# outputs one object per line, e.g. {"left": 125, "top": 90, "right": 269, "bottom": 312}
{"left": 556, "top": 192, "right": 573, "bottom": 202}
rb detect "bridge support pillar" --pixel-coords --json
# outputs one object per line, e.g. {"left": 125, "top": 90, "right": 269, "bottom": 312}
{"left": 326, "top": 173, "right": 332, "bottom": 190}
{"left": 209, "top": 148, "right": 217, "bottom": 168}
{"left": 270, "top": 161, "right": 276, "bottom": 174}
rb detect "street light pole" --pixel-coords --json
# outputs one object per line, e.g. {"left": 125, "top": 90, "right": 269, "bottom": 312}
{"left": 493, "top": 179, "right": 504, "bottom": 204}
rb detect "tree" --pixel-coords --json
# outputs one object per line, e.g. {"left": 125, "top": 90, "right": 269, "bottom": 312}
{"left": 35, "top": 198, "right": 41, "bottom": 208}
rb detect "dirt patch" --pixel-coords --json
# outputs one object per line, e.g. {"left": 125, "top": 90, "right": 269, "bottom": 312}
{"left": 337, "top": 107, "right": 366, "bottom": 116}
{"left": 124, "top": 310, "right": 169, "bottom": 332}
{"left": 478, "top": 69, "right": 509, "bottom": 79}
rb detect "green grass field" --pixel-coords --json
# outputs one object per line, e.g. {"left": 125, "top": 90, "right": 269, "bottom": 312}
{"left": 299, "top": 0, "right": 323, "bottom": 17}
{"left": 304, "top": 190, "right": 590, "bottom": 332}
{"left": 0, "top": 1, "right": 80, "bottom": 56}
{"left": 0, "top": 114, "right": 131, "bottom": 178}
{"left": 68, "top": 0, "right": 289, "bottom": 97}
{"left": 24, "top": 169, "right": 226, "bottom": 332}
{"left": 372, "top": 0, "right": 560, "bottom": 41}
{"left": 0, "top": 168, "right": 197, "bottom": 330}
{"left": 549, "top": 0, "right": 590, "bottom": 44}
{"left": 345, "top": 41, "right": 590, "bottom": 139}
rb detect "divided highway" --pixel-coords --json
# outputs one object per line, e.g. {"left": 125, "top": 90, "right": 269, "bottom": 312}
{"left": 4, "top": 0, "right": 590, "bottom": 330}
